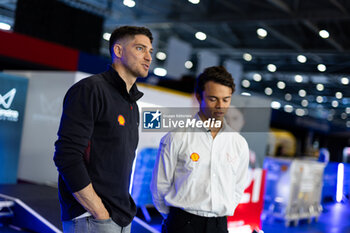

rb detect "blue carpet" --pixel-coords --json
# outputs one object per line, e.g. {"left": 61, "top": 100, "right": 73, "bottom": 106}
{"left": 261, "top": 202, "right": 350, "bottom": 233}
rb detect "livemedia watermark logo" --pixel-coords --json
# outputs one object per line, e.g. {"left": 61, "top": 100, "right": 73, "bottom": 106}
{"left": 141, "top": 107, "right": 272, "bottom": 132}
{"left": 142, "top": 108, "right": 222, "bottom": 132}
{"left": 143, "top": 110, "right": 162, "bottom": 129}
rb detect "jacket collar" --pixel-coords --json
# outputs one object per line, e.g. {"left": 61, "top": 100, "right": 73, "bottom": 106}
{"left": 104, "top": 65, "right": 144, "bottom": 102}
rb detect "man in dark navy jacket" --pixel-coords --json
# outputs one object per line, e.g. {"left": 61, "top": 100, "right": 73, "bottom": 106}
{"left": 54, "top": 26, "right": 153, "bottom": 233}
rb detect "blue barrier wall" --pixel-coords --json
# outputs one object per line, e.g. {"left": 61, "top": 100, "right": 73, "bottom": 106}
{"left": 0, "top": 73, "right": 28, "bottom": 183}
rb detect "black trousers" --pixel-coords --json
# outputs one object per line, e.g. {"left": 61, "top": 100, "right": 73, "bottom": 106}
{"left": 162, "top": 207, "right": 228, "bottom": 233}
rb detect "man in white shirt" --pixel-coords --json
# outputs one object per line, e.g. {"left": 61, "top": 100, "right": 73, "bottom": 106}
{"left": 151, "top": 66, "right": 249, "bottom": 233}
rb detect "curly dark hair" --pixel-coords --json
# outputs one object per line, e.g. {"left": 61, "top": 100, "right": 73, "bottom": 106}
{"left": 109, "top": 26, "right": 153, "bottom": 57}
{"left": 195, "top": 66, "right": 235, "bottom": 98}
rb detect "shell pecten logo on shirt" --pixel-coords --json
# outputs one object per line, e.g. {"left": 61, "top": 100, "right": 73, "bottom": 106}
{"left": 118, "top": 114, "right": 125, "bottom": 126}
{"left": 190, "top": 152, "right": 200, "bottom": 162}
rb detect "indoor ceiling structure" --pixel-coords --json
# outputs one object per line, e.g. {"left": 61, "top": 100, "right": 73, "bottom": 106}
{"left": 0, "top": 0, "right": 350, "bottom": 128}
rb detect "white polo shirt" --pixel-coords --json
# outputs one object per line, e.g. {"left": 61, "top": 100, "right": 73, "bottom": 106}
{"left": 151, "top": 114, "right": 249, "bottom": 217}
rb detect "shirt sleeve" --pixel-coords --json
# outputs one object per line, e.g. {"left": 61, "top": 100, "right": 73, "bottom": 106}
{"left": 53, "top": 82, "right": 99, "bottom": 193}
{"left": 232, "top": 138, "right": 250, "bottom": 211}
{"left": 150, "top": 132, "right": 177, "bottom": 215}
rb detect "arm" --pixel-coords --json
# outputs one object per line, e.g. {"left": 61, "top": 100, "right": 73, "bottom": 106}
{"left": 54, "top": 83, "right": 108, "bottom": 219}
{"left": 232, "top": 139, "right": 250, "bottom": 210}
{"left": 150, "top": 133, "right": 177, "bottom": 217}
{"left": 73, "top": 183, "right": 109, "bottom": 219}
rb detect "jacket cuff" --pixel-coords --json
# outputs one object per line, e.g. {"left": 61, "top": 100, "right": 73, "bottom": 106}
{"left": 60, "top": 162, "right": 91, "bottom": 193}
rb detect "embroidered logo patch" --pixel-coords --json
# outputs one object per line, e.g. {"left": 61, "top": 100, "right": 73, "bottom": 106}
{"left": 190, "top": 152, "right": 200, "bottom": 162}
{"left": 118, "top": 114, "right": 125, "bottom": 126}
{"left": 226, "top": 153, "right": 236, "bottom": 164}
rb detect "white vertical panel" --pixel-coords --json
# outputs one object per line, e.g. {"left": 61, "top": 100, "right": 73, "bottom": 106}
{"left": 224, "top": 60, "right": 243, "bottom": 95}
{"left": 4, "top": 71, "right": 79, "bottom": 184}
{"left": 196, "top": 50, "right": 219, "bottom": 75}
{"left": 164, "top": 37, "right": 191, "bottom": 80}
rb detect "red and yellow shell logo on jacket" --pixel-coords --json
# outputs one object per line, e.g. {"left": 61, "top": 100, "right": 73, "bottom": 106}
{"left": 118, "top": 114, "right": 125, "bottom": 126}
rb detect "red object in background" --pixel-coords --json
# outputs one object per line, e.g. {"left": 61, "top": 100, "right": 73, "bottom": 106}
{"left": 228, "top": 169, "right": 267, "bottom": 231}
{"left": 0, "top": 30, "right": 79, "bottom": 70}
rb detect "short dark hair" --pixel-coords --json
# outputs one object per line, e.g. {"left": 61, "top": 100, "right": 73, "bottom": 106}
{"left": 195, "top": 66, "right": 235, "bottom": 98}
{"left": 109, "top": 26, "right": 153, "bottom": 57}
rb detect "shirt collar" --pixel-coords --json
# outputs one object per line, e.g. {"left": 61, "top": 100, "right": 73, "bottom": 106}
{"left": 104, "top": 65, "right": 144, "bottom": 102}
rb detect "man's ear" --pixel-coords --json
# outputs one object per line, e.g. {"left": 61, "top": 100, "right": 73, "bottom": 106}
{"left": 195, "top": 93, "right": 202, "bottom": 103}
{"left": 113, "top": 43, "right": 123, "bottom": 58}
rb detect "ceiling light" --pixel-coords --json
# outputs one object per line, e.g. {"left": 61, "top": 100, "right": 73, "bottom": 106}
{"left": 298, "top": 89, "right": 306, "bottom": 97}
{"left": 341, "top": 77, "right": 349, "bottom": 85}
{"left": 341, "top": 113, "right": 347, "bottom": 120}
{"left": 277, "top": 81, "right": 286, "bottom": 89}
{"left": 316, "top": 96, "right": 323, "bottom": 103}
{"left": 294, "top": 74, "right": 303, "bottom": 83}
{"left": 257, "top": 28, "right": 267, "bottom": 38}
{"left": 253, "top": 73, "right": 262, "bottom": 82}
{"left": 346, "top": 107, "right": 350, "bottom": 114}
{"left": 317, "top": 64, "right": 326, "bottom": 72}
{"left": 242, "top": 80, "right": 251, "bottom": 88}
{"left": 241, "top": 92, "right": 251, "bottom": 96}
{"left": 284, "top": 105, "right": 293, "bottom": 113}
{"left": 319, "top": 30, "right": 329, "bottom": 39}
{"left": 316, "top": 84, "right": 324, "bottom": 91}
{"left": 301, "top": 99, "right": 308, "bottom": 107}
{"left": 285, "top": 93, "right": 292, "bottom": 101}
{"left": 103, "top": 32, "right": 111, "bottom": 41}
{"left": 335, "top": 92, "right": 343, "bottom": 99}
{"left": 297, "top": 55, "right": 307, "bottom": 63}
{"left": 123, "top": 0, "right": 136, "bottom": 7}
{"left": 332, "top": 100, "right": 339, "bottom": 108}
{"left": 265, "top": 87, "right": 273, "bottom": 96}
{"left": 271, "top": 101, "right": 281, "bottom": 109}
{"left": 195, "top": 31, "right": 207, "bottom": 40}
{"left": 156, "top": 52, "right": 167, "bottom": 60}
{"left": 243, "top": 53, "right": 252, "bottom": 61}
{"left": 267, "top": 64, "right": 276, "bottom": 72}
{"left": 0, "top": 22, "right": 11, "bottom": 31}
{"left": 153, "top": 67, "right": 167, "bottom": 77}
{"left": 188, "top": 0, "right": 200, "bottom": 4}
{"left": 296, "top": 108, "right": 305, "bottom": 117}
{"left": 185, "top": 61, "right": 193, "bottom": 69}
